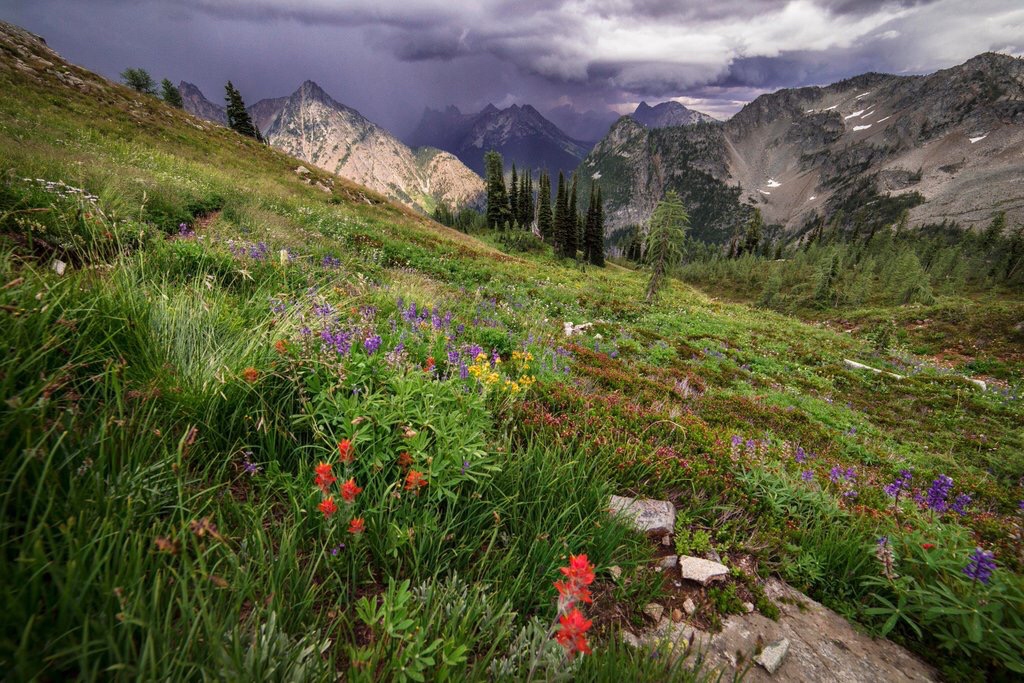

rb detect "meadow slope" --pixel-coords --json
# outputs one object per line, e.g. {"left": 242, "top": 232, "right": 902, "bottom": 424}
{"left": 1, "top": 21, "right": 1022, "bottom": 681}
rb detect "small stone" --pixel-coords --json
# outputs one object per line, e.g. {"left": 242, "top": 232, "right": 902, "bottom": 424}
{"left": 679, "top": 556, "right": 729, "bottom": 585}
{"left": 643, "top": 603, "right": 665, "bottom": 622}
{"left": 682, "top": 598, "right": 696, "bottom": 616}
{"left": 661, "top": 534, "right": 672, "bottom": 546}
{"left": 706, "top": 548, "right": 722, "bottom": 563}
{"left": 744, "top": 602, "right": 755, "bottom": 613}
{"left": 621, "top": 631, "right": 641, "bottom": 649}
{"left": 755, "top": 638, "right": 790, "bottom": 674}
{"left": 671, "top": 608, "right": 683, "bottom": 622}
{"left": 658, "top": 555, "right": 678, "bottom": 569}
{"left": 294, "top": 165, "right": 310, "bottom": 175}
{"left": 52, "top": 259, "right": 66, "bottom": 276}
{"left": 609, "top": 495, "right": 676, "bottom": 534}
{"left": 608, "top": 565, "right": 622, "bottom": 580}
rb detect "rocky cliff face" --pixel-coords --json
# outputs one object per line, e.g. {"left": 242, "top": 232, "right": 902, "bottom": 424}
{"left": 408, "top": 103, "right": 591, "bottom": 176}
{"left": 178, "top": 81, "right": 226, "bottom": 125}
{"left": 263, "top": 81, "right": 483, "bottom": 213}
{"left": 581, "top": 53, "right": 1024, "bottom": 241}
{"left": 631, "top": 101, "right": 715, "bottom": 128}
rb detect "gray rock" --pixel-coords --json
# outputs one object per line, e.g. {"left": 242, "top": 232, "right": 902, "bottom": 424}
{"left": 678, "top": 556, "right": 729, "bottom": 585}
{"left": 706, "top": 548, "right": 722, "bottom": 563}
{"left": 661, "top": 534, "right": 672, "bottom": 547}
{"left": 51, "top": 259, "right": 66, "bottom": 276}
{"left": 744, "top": 602, "right": 755, "bottom": 613}
{"left": 609, "top": 495, "right": 676, "bottom": 534}
{"left": 621, "top": 631, "right": 641, "bottom": 649}
{"left": 682, "top": 598, "right": 697, "bottom": 616}
{"left": 608, "top": 565, "right": 622, "bottom": 580}
{"left": 643, "top": 603, "right": 664, "bottom": 622}
{"left": 755, "top": 638, "right": 790, "bottom": 674}
{"left": 658, "top": 555, "right": 679, "bottom": 569}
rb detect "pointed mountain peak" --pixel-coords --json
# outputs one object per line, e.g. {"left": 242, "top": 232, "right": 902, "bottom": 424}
{"left": 635, "top": 101, "right": 652, "bottom": 112}
{"left": 481, "top": 103, "right": 499, "bottom": 115}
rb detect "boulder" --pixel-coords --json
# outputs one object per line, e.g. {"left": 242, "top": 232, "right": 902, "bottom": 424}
{"left": 755, "top": 638, "right": 790, "bottom": 674}
{"left": 609, "top": 495, "right": 676, "bottom": 534}
{"left": 678, "top": 555, "right": 729, "bottom": 585}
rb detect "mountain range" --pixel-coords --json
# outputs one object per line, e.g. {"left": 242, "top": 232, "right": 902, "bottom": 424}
{"left": 406, "top": 103, "right": 592, "bottom": 177}
{"left": 581, "top": 52, "right": 1024, "bottom": 242}
{"left": 631, "top": 101, "right": 716, "bottom": 128}
{"left": 179, "top": 81, "right": 482, "bottom": 214}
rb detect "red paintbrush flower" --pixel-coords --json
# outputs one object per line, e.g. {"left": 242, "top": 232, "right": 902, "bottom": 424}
{"left": 559, "top": 554, "right": 595, "bottom": 586}
{"left": 338, "top": 439, "right": 354, "bottom": 464}
{"left": 318, "top": 497, "right": 338, "bottom": 518}
{"left": 340, "top": 477, "right": 363, "bottom": 503}
{"left": 348, "top": 517, "right": 365, "bottom": 534}
{"left": 404, "top": 469, "right": 427, "bottom": 493}
{"left": 554, "top": 608, "right": 592, "bottom": 659}
{"left": 314, "top": 462, "right": 336, "bottom": 492}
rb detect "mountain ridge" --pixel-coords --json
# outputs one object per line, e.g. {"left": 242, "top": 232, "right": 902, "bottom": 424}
{"left": 407, "top": 103, "right": 591, "bottom": 176}
{"left": 580, "top": 51, "right": 1024, "bottom": 242}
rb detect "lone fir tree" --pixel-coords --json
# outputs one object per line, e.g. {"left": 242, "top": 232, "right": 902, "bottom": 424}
{"left": 643, "top": 190, "right": 690, "bottom": 302}
{"left": 224, "top": 81, "right": 263, "bottom": 141}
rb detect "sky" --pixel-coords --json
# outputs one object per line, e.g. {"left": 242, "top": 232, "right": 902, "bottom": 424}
{"left": 3, "top": 0, "right": 1022, "bottom": 138}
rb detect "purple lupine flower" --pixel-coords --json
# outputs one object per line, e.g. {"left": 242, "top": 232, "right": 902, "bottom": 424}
{"left": 300, "top": 325, "right": 312, "bottom": 337}
{"left": 321, "top": 254, "right": 340, "bottom": 268}
{"left": 330, "top": 543, "right": 345, "bottom": 556}
{"left": 312, "top": 302, "right": 334, "bottom": 318}
{"left": 846, "top": 427, "right": 857, "bottom": 436}
{"left": 466, "top": 344, "right": 483, "bottom": 359}
{"left": 458, "top": 361, "right": 469, "bottom": 380}
{"left": 610, "top": 349, "right": 619, "bottom": 358}
{"left": 403, "top": 303, "right": 418, "bottom": 323}
{"left": 884, "top": 470, "right": 913, "bottom": 497}
{"left": 360, "top": 306, "right": 377, "bottom": 322}
{"left": 461, "top": 460, "right": 470, "bottom": 474}
{"left": 845, "top": 467, "right": 856, "bottom": 480}
{"left": 447, "top": 347, "right": 460, "bottom": 365}
{"left": 1019, "top": 500, "right": 1024, "bottom": 511}
{"left": 270, "top": 298, "right": 287, "bottom": 314}
{"left": 951, "top": 493, "right": 971, "bottom": 516}
{"left": 241, "top": 451, "right": 261, "bottom": 476}
{"left": 731, "top": 435, "right": 742, "bottom": 447}
{"left": 363, "top": 334, "right": 382, "bottom": 354}
{"left": 829, "top": 465, "right": 844, "bottom": 483}
{"left": 926, "top": 475, "right": 954, "bottom": 512}
{"left": 745, "top": 439, "right": 756, "bottom": 452}
{"left": 843, "top": 490, "right": 858, "bottom": 499}
{"left": 963, "top": 547, "right": 996, "bottom": 584}
{"left": 794, "top": 446, "right": 806, "bottom": 464}
{"left": 801, "top": 470, "right": 815, "bottom": 482}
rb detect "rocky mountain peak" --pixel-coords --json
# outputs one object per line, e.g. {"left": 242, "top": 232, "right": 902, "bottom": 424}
{"left": 631, "top": 100, "right": 715, "bottom": 128}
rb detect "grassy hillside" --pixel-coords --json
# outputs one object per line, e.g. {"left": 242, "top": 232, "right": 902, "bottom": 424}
{"left": 1, "top": 23, "right": 1022, "bottom": 681}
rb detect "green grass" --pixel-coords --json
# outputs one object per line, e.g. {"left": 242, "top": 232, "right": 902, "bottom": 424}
{"left": 1, "top": 23, "right": 1023, "bottom": 681}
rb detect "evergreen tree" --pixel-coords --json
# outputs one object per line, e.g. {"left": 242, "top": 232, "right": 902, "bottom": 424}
{"left": 224, "top": 81, "right": 263, "bottom": 141}
{"left": 484, "top": 150, "right": 511, "bottom": 229}
{"left": 509, "top": 164, "right": 519, "bottom": 225}
{"left": 742, "top": 209, "right": 763, "bottom": 256}
{"left": 563, "top": 174, "right": 579, "bottom": 258}
{"left": 553, "top": 172, "right": 567, "bottom": 253}
{"left": 120, "top": 67, "right": 156, "bottom": 94}
{"left": 518, "top": 172, "right": 531, "bottom": 229}
{"left": 596, "top": 187, "right": 605, "bottom": 254}
{"left": 537, "top": 172, "right": 553, "bottom": 240}
{"left": 584, "top": 183, "right": 605, "bottom": 266}
{"left": 160, "top": 79, "right": 184, "bottom": 108}
{"left": 643, "top": 190, "right": 690, "bottom": 302}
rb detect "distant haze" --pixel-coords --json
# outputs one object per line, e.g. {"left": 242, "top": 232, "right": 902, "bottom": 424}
{"left": 4, "top": 0, "right": 1022, "bottom": 135}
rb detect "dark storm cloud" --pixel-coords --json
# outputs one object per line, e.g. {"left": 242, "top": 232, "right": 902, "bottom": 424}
{"left": 2, "top": 0, "right": 1021, "bottom": 132}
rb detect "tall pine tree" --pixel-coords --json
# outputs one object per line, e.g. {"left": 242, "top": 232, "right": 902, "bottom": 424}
{"left": 518, "top": 171, "right": 531, "bottom": 229}
{"left": 509, "top": 164, "right": 519, "bottom": 227}
{"left": 595, "top": 187, "right": 605, "bottom": 264}
{"left": 562, "top": 173, "right": 579, "bottom": 258}
{"left": 224, "top": 81, "right": 263, "bottom": 141}
{"left": 553, "top": 172, "right": 568, "bottom": 254}
{"left": 584, "top": 183, "right": 605, "bottom": 266}
{"left": 537, "top": 171, "right": 553, "bottom": 240}
{"left": 484, "top": 150, "right": 511, "bottom": 229}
